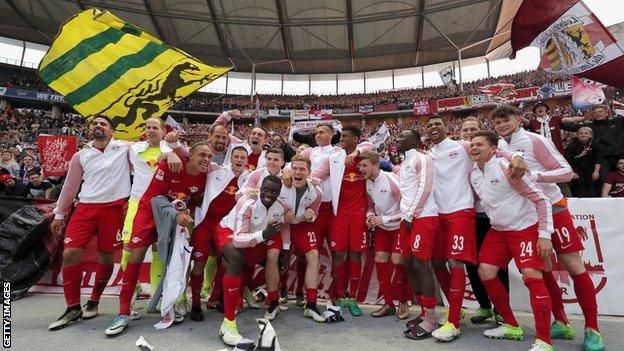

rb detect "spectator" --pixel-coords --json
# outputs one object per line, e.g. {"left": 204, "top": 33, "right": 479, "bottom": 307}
{"left": 18, "top": 156, "right": 39, "bottom": 183}
{"left": 523, "top": 101, "right": 586, "bottom": 154}
{"left": 269, "top": 133, "right": 295, "bottom": 162}
{"left": 25, "top": 170, "right": 53, "bottom": 199}
{"left": 0, "top": 173, "right": 29, "bottom": 197}
{"left": 602, "top": 158, "right": 624, "bottom": 197}
{"left": 1, "top": 150, "right": 20, "bottom": 177}
{"left": 574, "top": 105, "right": 624, "bottom": 174}
{"left": 565, "top": 127, "right": 603, "bottom": 197}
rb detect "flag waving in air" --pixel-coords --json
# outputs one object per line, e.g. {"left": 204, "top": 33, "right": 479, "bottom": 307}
{"left": 38, "top": 9, "right": 231, "bottom": 140}
{"left": 511, "top": 0, "right": 624, "bottom": 88}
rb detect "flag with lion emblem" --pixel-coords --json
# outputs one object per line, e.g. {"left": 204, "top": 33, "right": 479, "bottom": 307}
{"left": 511, "top": 0, "right": 624, "bottom": 88}
{"left": 38, "top": 9, "right": 231, "bottom": 140}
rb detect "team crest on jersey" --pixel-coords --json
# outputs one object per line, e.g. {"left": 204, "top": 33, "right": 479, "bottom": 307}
{"left": 225, "top": 186, "right": 238, "bottom": 195}
{"left": 155, "top": 169, "right": 165, "bottom": 180}
{"left": 489, "top": 178, "right": 500, "bottom": 186}
{"left": 448, "top": 151, "right": 459, "bottom": 159}
{"left": 131, "top": 237, "right": 141, "bottom": 244}
{"left": 345, "top": 172, "right": 361, "bottom": 182}
{"left": 63, "top": 237, "right": 73, "bottom": 244}
{"left": 189, "top": 186, "right": 199, "bottom": 193}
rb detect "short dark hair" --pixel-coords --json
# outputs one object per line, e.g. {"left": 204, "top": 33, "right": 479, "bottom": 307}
{"left": 409, "top": 129, "right": 421, "bottom": 143}
{"left": 472, "top": 131, "right": 499, "bottom": 147}
{"left": 209, "top": 123, "right": 228, "bottom": 135}
{"left": 342, "top": 125, "right": 362, "bottom": 138}
{"left": 231, "top": 145, "right": 249, "bottom": 155}
{"left": 91, "top": 115, "right": 114, "bottom": 128}
{"left": 252, "top": 126, "right": 269, "bottom": 137}
{"left": 426, "top": 116, "right": 444, "bottom": 125}
{"left": 490, "top": 104, "right": 519, "bottom": 119}
{"left": 316, "top": 124, "right": 334, "bottom": 134}
{"left": 189, "top": 141, "right": 211, "bottom": 153}
{"left": 462, "top": 116, "right": 483, "bottom": 129}
{"left": 26, "top": 169, "right": 41, "bottom": 178}
{"left": 265, "top": 147, "right": 284, "bottom": 159}
{"left": 262, "top": 174, "right": 282, "bottom": 187}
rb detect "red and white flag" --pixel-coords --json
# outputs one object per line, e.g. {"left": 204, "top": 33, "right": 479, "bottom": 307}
{"left": 612, "top": 101, "right": 624, "bottom": 116}
{"left": 511, "top": 0, "right": 624, "bottom": 87}
{"left": 36, "top": 135, "right": 77, "bottom": 177}
{"left": 165, "top": 115, "right": 182, "bottom": 133}
{"left": 309, "top": 108, "right": 333, "bottom": 120}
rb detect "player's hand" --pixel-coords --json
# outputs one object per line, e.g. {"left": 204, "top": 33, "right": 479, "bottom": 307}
{"left": 279, "top": 250, "right": 290, "bottom": 273}
{"left": 167, "top": 152, "right": 183, "bottom": 173}
{"left": 304, "top": 209, "right": 316, "bottom": 222}
{"left": 403, "top": 219, "right": 413, "bottom": 231}
{"left": 345, "top": 150, "right": 360, "bottom": 166}
{"left": 243, "top": 188, "right": 259, "bottom": 199}
{"left": 309, "top": 176, "right": 321, "bottom": 186}
{"left": 227, "top": 110, "right": 242, "bottom": 120}
{"left": 281, "top": 168, "right": 293, "bottom": 188}
{"left": 50, "top": 219, "right": 65, "bottom": 236}
{"left": 368, "top": 216, "right": 384, "bottom": 228}
{"left": 572, "top": 172, "right": 580, "bottom": 180}
{"left": 176, "top": 212, "right": 194, "bottom": 227}
{"left": 536, "top": 238, "right": 553, "bottom": 259}
{"left": 263, "top": 221, "right": 281, "bottom": 239}
{"left": 284, "top": 210, "right": 295, "bottom": 224}
{"left": 509, "top": 156, "right": 527, "bottom": 180}
{"left": 164, "top": 130, "right": 181, "bottom": 144}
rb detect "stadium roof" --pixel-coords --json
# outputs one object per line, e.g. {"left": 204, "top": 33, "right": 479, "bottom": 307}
{"left": 0, "top": 0, "right": 521, "bottom": 74}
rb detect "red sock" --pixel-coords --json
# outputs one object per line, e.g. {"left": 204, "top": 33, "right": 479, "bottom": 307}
{"left": 62, "top": 264, "right": 83, "bottom": 308}
{"left": 208, "top": 264, "right": 225, "bottom": 303}
{"left": 525, "top": 277, "right": 552, "bottom": 345}
{"left": 89, "top": 263, "right": 113, "bottom": 302}
{"left": 393, "top": 263, "right": 408, "bottom": 303}
{"left": 447, "top": 267, "right": 465, "bottom": 327}
{"left": 543, "top": 271, "right": 568, "bottom": 324}
{"left": 119, "top": 262, "right": 141, "bottom": 316}
{"left": 223, "top": 275, "right": 242, "bottom": 321}
{"left": 332, "top": 261, "right": 346, "bottom": 298}
{"left": 296, "top": 258, "right": 306, "bottom": 295}
{"left": 266, "top": 290, "right": 279, "bottom": 307}
{"left": 375, "top": 262, "right": 393, "bottom": 306}
{"left": 572, "top": 272, "right": 599, "bottom": 331}
{"left": 349, "top": 259, "right": 361, "bottom": 298}
{"left": 190, "top": 273, "right": 203, "bottom": 307}
{"left": 482, "top": 277, "right": 518, "bottom": 327}
{"left": 306, "top": 288, "right": 317, "bottom": 303}
{"left": 434, "top": 264, "right": 451, "bottom": 298}
{"left": 415, "top": 294, "right": 425, "bottom": 317}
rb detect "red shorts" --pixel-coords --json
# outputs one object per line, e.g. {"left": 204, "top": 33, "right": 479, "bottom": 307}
{"left": 402, "top": 216, "right": 440, "bottom": 260}
{"left": 434, "top": 208, "right": 477, "bottom": 264}
{"left": 374, "top": 227, "right": 402, "bottom": 254}
{"left": 215, "top": 225, "right": 282, "bottom": 267}
{"left": 127, "top": 206, "right": 158, "bottom": 249}
{"left": 479, "top": 224, "right": 544, "bottom": 270}
{"left": 312, "top": 202, "right": 333, "bottom": 246}
{"left": 291, "top": 222, "right": 318, "bottom": 255}
{"left": 329, "top": 211, "right": 369, "bottom": 252}
{"left": 552, "top": 208, "right": 584, "bottom": 254}
{"left": 191, "top": 219, "right": 218, "bottom": 262}
{"left": 64, "top": 200, "right": 126, "bottom": 253}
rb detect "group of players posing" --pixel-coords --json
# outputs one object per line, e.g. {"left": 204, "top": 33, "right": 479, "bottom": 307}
{"left": 47, "top": 105, "right": 604, "bottom": 351}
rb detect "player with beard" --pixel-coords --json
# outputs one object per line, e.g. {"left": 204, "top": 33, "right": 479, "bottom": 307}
{"left": 491, "top": 105, "right": 604, "bottom": 351}
{"left": 460, "top": 117, "right": 509, "bottom": 325}
{"left": 120, "top": 117, "right": 172, "bottom": 306}
{"left": 49, "top": 116, "right": 132, "bottom": 331}
{"left": 216, "top": 176, "right": 291, "bottom": 346}
{"left": 188, "top": 146, "right": 250, "bottom": 321}
{"left": 104, "top": 142, "right": 212, "bottom": 336}
{"left": 425, "top": 116, "right": 526, "bottom": 342}
{"left": 469, "top": 131, "right": 555, "bottom": 351}
{"left": 391, "top": 130, "right": 440, "bottom": 339}
{"left": 210, "top": 111, "right": 268, "bottom": 170}
{"left": 311, "top": 125, "right": 374, "bottom": 316}
{"left": 358, "top": 151, "right": 409, "bottom": 319}
{"left": 278, "top": 155, "right": 325, "bottom": 322}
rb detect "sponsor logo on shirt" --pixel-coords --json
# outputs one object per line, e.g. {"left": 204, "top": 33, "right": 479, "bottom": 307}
{"left": 155, "top": 169, "right": 164, "bottom": 181}
{"left": 344, "top": 172, "right": 362, "bottom": 182}
{"left": 225, "top": 186, "right": 238, "bottom": 195}
{"left": 63, "top": 237, "right": 73, "bottom": 244}
{"left": 131, "top": 237, "right": 141, "bottom": 244}
{"left": 189, "top": 186, "right": 199, "bottom": 193}
{"left": 448, "top": 151, "right": 458, "bottom": 159}
{"left": 489, "top": 178, "right": 500, "bottom": 186}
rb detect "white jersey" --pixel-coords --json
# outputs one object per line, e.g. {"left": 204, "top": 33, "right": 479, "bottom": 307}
{"left": 53, "top": 139, "right": 131, "bottom": 219}
{"left": 128, "top": 140, "right": 172, "bottom": 199}
{"left": 397, "top": 149, "right": 438, "bottom": 221}
{"left": 301, "top": 145, "right": 336, "bottom": 203}
{"left": 366, "top": 171, "right": 402, "bottom": 231}
{"left": 499, "top": 128, "right": 573, "bottom": 204}
{"left": 278, "top": 180, "right": 323, "bottom": 224}
{"left": 429, "top": 138, "right": 474, "bottom": 214}
{"left": 469, "top": 157, "right": 553, "bottom": 238}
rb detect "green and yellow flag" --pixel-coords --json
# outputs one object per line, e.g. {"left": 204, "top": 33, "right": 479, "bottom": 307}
{"left": 39, "top": 9, "right": 231, "bottom": 140}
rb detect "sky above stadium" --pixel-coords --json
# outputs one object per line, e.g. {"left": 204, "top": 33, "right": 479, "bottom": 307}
{"left": 0, "top": 0, "right": 622, "bottom": 95}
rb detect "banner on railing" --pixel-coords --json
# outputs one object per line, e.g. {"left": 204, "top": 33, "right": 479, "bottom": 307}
{"left": 413, "top": 99, "right": 438, "bottom": 116}
{"left": 374, "top": 103, "right": 398, "bottom": 112}
{"left": 290, "top": 109, "right": 310, "bottom": 121}
{"left": 0, "top": 86, "right": 67, "bottom": 103}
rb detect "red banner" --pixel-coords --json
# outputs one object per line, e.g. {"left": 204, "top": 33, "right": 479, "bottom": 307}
{"left": 36, "top": 135, "right": 78, "bottom": 177}
{"left": 413, "top": 99, "right": 438, "bottom": 116}
{"left": 374, "top": 103, "right": 398, "bottom": 112}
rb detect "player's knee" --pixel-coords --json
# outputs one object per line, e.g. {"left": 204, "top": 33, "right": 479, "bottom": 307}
{"left": 305, "top": 250, "right": 319, "bottom": 265}
{"left": 332, "top": 251, "right": 346, "bottom": 262}
{"left": 520, "top": 268, "right": 543, "bottom": 280}
{"left": 349, "top": 251, "right": 361, "bottom": 261}
{"left": 62, "top": 248, "right": 83, "bottom": 265}
{"left": 413, "top": 258, "right": 431, "bottom": 271}
{"left": 129, "top": 247, "right": 148, "bottom": 264}
{"left": 477, "top": 264, "right": 497, "bottom": 281}
{"left": 559, "top": 252, "right": 585, "bottom": 274}
{"left": 448, "top": 259, "right": 464, "bottom": 268}
{"left": 390, "top": 254, "right": 403, "bottom": 266}
{"left": 98, "top": 252, "right": 115, "bottom": 265}
{"left": 374, "top": 252, "right": 389, "bottom": 263}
